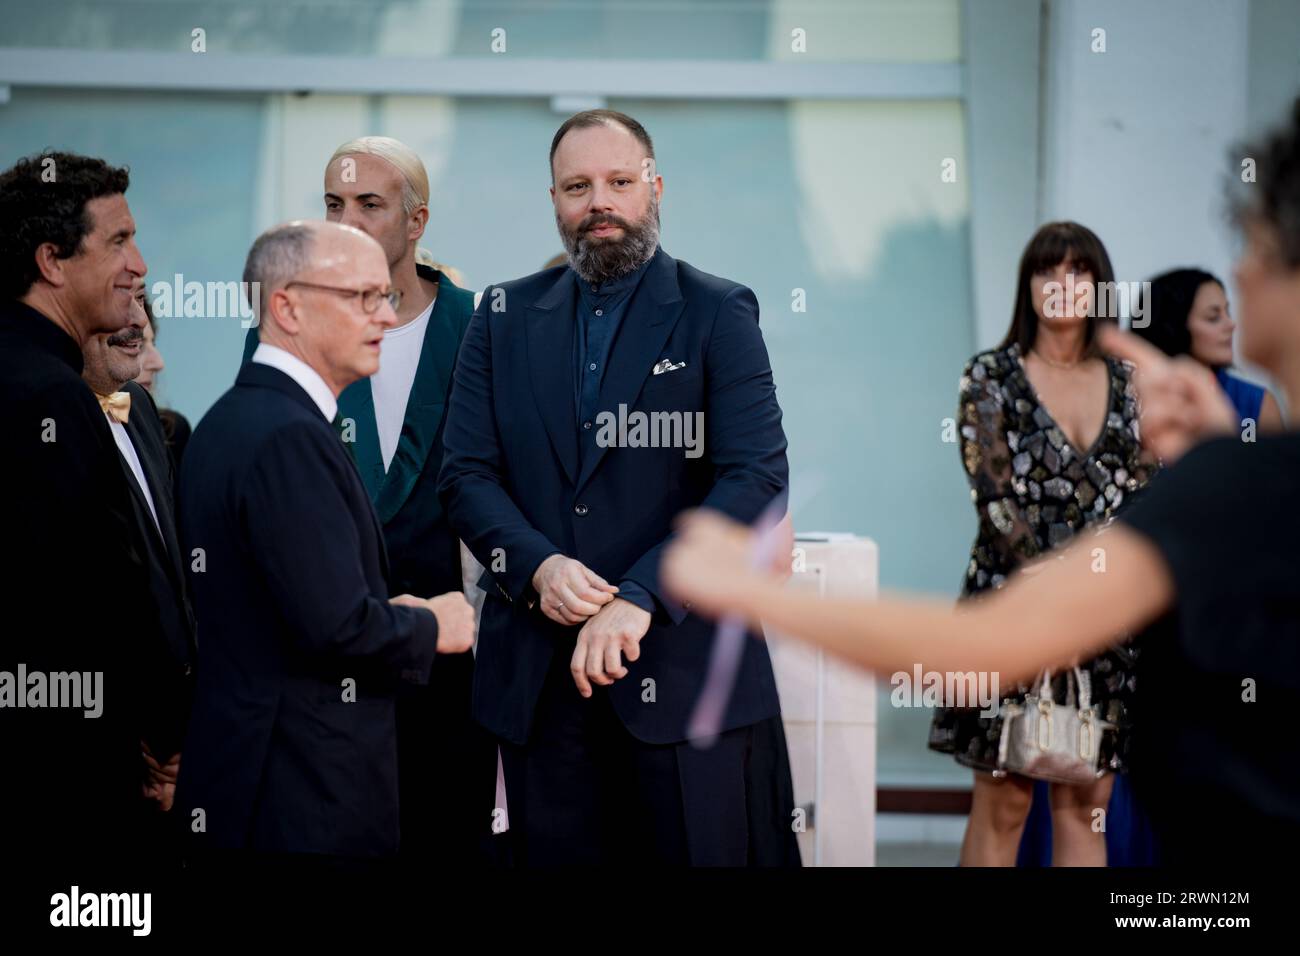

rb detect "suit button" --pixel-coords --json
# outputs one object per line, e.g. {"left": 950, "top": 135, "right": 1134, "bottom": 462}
{"left": 574, "top": 503, "right": 589, "bottom": 516}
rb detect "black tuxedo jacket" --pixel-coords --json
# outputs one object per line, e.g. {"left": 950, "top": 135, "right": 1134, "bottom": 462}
{"left": 438, "top": 247, "right": 789, "bottom": 746}
{"left": 0, "top": 300, "right": 164, "bottom": 863}
{"left": 118, "top": 380, "right": 197, "bottom": 758}
{"left": 176, "top": 361, "right": 440, "bottom": 857}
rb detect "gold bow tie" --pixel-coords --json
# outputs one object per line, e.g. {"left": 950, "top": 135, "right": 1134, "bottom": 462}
{"left": 97, "top": 391, "right": 131, "bottom": 424}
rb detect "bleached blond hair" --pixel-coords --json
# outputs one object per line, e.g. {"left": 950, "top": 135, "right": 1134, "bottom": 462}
{"left": 328, "top": 136, "right": 430, "bottom": 216}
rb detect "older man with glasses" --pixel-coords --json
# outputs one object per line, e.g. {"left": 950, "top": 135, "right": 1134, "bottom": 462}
{"left": 175, "top": 219, "right": 474, "bottom": 869}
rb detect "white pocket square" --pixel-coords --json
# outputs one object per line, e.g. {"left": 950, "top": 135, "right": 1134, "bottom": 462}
{"left": 652, "top": 359, "right": 686, "bottom": 375}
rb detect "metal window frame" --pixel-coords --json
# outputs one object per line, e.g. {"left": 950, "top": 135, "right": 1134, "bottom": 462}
{"left": 0, "top": 48, "right": 962, "bottom": 100}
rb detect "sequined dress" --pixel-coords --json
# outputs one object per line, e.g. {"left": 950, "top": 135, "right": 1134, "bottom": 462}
{"left": 928, "top": 343, "right": 1156, "bottom": 774}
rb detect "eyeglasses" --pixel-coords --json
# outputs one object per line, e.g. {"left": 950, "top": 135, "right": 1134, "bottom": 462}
{"left": 284, "top": 280, "right": 402, "bottom": 314}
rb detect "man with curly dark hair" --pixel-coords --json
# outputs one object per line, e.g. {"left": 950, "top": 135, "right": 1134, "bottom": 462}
{"left": 0, "top": 150, "right": 172, "bottom": 871}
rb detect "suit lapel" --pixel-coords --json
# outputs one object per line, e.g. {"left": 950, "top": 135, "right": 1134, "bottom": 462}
{"left": 330, "top": 400, "right": 390, "bottom": 581}
{"left": 527, "top": 270, "right": 580, "bottom": 486}
{"left": 373, "top": 274, "right": 474, "bottom": 525}
{"left": 575, "top": 249, "right": 685, "bottom": 493}
{"left": 240, "top": 362, "right": 390, "bottom": 575}
{"left": 122, "top": 410, "right": 182, "bottom": 582}
{"left": 115, "top": 427, "right": 166, "bottom": 552}
{"left": 339, "top": 377, "right": 383, "bottom": 501}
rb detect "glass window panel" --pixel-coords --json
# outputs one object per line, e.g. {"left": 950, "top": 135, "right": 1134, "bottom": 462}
{"left": 0, "top": 0, "right": 960, "bottom": 62}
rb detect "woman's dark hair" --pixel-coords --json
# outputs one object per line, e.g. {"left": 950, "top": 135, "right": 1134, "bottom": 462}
{"left": 140, "top": 291, "right": 157, "bottom": 338}
{"left": 999, "top": 221, "right": 1117, "bottom": 357}
{"left": 1131, "top": 268, "right": 1224, "bottom": 364}
{"left": 0, "top": 150, "right": 131, "bottom": 300}
{"left": 1230, "top": 96, "right": 1300, "bottom": 268}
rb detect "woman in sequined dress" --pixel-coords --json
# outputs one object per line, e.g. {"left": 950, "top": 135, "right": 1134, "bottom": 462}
{"left": 927, "top": 222, "right": 1158, "bottom": 866}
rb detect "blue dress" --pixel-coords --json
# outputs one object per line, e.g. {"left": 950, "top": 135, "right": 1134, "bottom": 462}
{"left": 1215, "top": 369, "right": 1266, "bottom": 425}
{"left": 1017, "top": 776, "right": 1160, "bottom": 866}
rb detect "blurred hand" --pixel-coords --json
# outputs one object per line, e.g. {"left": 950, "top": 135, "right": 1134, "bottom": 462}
{"left": 1099, "top": 326, "right": 1236, "bottom": 464}
{"left": 771, "top": 511, "right": 796, "bottom": 582}
{"left": 532, "top": 554, "right": 618, "bottom": 625}
{"left": 570, "top": 597, "right": 651, "bottom": 697}
{"left": 141, "top": 741, "right": 179, "bottom": 812}
{"left": 663, "top": 510, "right": 774, "bottom": 619}
{"left": 427, "top": 592, "right": 475, "bottom": 653}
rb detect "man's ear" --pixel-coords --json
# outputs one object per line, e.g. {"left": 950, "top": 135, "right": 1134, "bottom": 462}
{"left": 408, "top": 204, "right": 429, "bottom": 244}
{"left": 33, "top": 242, "right": 68, "bottom": 288}
{"left": 265, "top": 288, "right": 301, "bottom": 337}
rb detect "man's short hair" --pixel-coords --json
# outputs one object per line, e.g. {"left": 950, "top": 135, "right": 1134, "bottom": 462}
{"left": 243, "top": 221, "right": 316, "bottom": 321}
{"left": 0, "top": 151, "right": 131, "bottom": 300}
{"left": 549, "top": 109, "right": 655, "bottom": 181}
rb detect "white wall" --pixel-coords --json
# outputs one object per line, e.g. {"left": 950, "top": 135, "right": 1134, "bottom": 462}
{"left": 1248, "top": 0, "right": 1300, "bottom": 139}
{"left": 963, "top": 0, "right": 1043, "bottom": 349}
{"left": 1039, "top": 0, "right": 1250, "bottom": 305}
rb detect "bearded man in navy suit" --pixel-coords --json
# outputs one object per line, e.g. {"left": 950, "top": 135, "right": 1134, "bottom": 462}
{"left": 439, "top": 110, "right": 800, "bottom": 866}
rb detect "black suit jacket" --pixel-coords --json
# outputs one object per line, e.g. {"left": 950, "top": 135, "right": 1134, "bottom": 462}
{"left": 176, "top": 361, "right": 440, "bottom": 857}
{"left": 240, "top": 270, "right": 494, "bottom": 858}
{"left": 438, "top": 248, "right": 788, "bottom": 746}
{"left": 0, "top": 300, "right": 164, "bottom": 863}
{"left": 241, "top": 266, "right": 472, "bottom": 597}
{"left": 118, "top": 380, "right": 197, "bottom": 758}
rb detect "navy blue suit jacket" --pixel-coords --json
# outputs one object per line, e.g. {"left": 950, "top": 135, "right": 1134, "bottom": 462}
{"left": 438, "top": 247, "right": 788, "bottom": 746}
{"left": 177, "top": 362, "right": 439, "bottom": 857}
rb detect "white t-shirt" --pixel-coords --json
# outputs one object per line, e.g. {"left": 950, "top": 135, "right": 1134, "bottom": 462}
{"left": 372, "top": 297, "right": 435, "bottom": 472}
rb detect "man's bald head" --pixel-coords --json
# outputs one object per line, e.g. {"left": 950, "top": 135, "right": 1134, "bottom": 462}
{"left": 244, "top": 220, "right": 368, "bottom": 319}
{"left": 243, "top": 219, "right": 397, "bottom": 395}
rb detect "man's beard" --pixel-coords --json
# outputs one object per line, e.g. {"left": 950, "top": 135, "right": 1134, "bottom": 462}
{"left": 557, "top": 198, "right": 660, "bottom": 286}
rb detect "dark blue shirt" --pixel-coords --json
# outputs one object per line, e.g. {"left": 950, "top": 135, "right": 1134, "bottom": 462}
{"left": 574, "top": 256, "right": 653, "bottom": 440}
{"left": 571, "top": 256, "right": 657, "bottom": 614}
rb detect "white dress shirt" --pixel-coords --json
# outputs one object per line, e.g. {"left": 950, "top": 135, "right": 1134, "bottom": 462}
{"left": 251, "top": 342, "right": 338, "bottom": 422}
{"left": 105, "top": 413, "right": 161, "bottom": 536}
